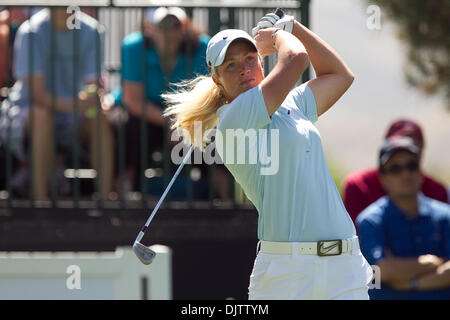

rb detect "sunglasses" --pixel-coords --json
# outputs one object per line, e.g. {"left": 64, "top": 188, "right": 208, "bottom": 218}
{"left": 382, "top": 160, "right": 419, "bottom": 175}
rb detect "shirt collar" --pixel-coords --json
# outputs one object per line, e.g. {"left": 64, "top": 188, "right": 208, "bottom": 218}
{"left": 216, "top": 105, "right": 225, "bottom": 117}
{"left": 387, "top": 192, "right": 430, "bottom": 219}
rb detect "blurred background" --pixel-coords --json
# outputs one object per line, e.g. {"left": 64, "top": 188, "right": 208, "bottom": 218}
{"left": 0, "top": 0, "right": 448, "bottom": 300}
{"left": 312, "top": 0, "right": 450, "bottom": 190}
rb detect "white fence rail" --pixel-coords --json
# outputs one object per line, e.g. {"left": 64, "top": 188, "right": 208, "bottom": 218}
{"left": 0, "top": 245, "right": 171, "bottom": 300}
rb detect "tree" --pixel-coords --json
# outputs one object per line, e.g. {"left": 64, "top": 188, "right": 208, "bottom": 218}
{"left": 368, "top": 0, "right": 450, "bottom": 109}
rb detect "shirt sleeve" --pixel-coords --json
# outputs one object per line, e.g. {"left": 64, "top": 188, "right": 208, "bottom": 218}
{"left": 290, "top": 83, "right": 318, "bottom": 123}
{"left": 193, "top": 34, "right": 210, "bottom": 76}
{"left": 121, "top": 33, "right": 144, "bottom": 83}
{"left": 421, "top": 174, "right": 449, "bottom": 204}
{"left": 356, "top": 211, "right": 386, "bottom": 266}
{"left": 217, "top": 84, "right": 271, "bottom": 132}
{"left": 440, "top": 206, "right": 450, "bottom": 260}
{"left": 82, "top": 27, "right": 104, "bottom": 83}
{"left": 13, "top": 23, "right": 44, "bottom": 79}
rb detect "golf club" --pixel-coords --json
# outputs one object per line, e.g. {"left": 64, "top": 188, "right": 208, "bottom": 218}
{"left": 133, "top": 145, "right": 193, "bottom": 265}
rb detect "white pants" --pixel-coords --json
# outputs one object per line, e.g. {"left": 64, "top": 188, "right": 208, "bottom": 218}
{"left": 248, "top": 242, "right": 373, "bottom": 300}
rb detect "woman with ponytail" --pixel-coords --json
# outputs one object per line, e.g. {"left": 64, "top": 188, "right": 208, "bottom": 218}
{"left": 163, "top": 76, "right": 225, "bottom": 150}
{"left": 163, "top": 11, "right": 373, "bottom": 300}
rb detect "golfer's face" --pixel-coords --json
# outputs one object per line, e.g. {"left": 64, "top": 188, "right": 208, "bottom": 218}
{"left": 214, "top": 41, "right": 264, "bottom": 102}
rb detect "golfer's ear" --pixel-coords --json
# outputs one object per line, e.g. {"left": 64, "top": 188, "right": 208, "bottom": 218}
{"left": 212, "top": 74, "right": 222, "bottom": 89}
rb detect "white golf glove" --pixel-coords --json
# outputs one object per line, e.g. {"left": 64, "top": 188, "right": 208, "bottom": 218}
{"left": 252, "top": 11, "right": 295, "bottom": 37}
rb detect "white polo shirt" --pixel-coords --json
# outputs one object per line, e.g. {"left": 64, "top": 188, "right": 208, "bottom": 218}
{"left": 216, "top": 83, "right": 356, "bottom": 242}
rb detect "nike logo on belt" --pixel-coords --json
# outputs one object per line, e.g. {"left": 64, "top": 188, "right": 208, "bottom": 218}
{"left": 318, "top": 242, "right": 339, "bottom": 254}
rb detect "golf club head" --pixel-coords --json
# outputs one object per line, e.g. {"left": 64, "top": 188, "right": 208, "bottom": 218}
{"left": 274, "top": 8, "right": 285, "bottom": 18}
{"left": 133, "top": 242, "right": 156, "bottom": 265}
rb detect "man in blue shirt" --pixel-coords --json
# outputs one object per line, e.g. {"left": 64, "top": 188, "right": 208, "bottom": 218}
{"left": 357, "top": 136, "right": 450, "bottom": 299}
{"left": 0, "top": 8, "right": 114, "bottom": 200}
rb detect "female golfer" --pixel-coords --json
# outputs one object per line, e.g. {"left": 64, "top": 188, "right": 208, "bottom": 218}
{"left": 163, "top": 12, "right": 373, "bottom": 299}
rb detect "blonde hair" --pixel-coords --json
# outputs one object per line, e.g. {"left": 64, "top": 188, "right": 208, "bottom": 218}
{"left": 162, "top": 75, "right": 227, "bottom": 151}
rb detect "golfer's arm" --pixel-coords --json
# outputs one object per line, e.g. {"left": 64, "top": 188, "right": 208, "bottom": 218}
{"left": 416, "top": 260, "right": 450, "bottom": 290}
{"left": 122, "top": 81, "right": 165, "bottom": 126}
{"left": 377, "top": 257, "right": 438, "bottom": 283}
{"left": 261, "top": 30, "right": 309, "bottom": 116}
{"left": 291, "top": 20, "right": 354, "bottom": 116}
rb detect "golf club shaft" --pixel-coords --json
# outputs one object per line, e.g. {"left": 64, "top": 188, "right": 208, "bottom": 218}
{"left": 135, "top": 145, "right": 194, "bottom": 243}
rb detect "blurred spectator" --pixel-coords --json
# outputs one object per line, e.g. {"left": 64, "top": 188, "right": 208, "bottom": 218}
{"left": 0, "top": 9, "right": 9, "bottom": 90}
{"left": 0, "top": 8, "right": 28, "bottom": 92}
{"left": 357, "top": 136, "right": 450, "bottom": 300}
{"left": 113, "top": 7, "right": 231, "bottom": 200}
{"left": 81, "top": 8, "right": 98, "bottom": 19}
{"left": 342, "top": 119, "right": 448, "bottom": 224}
{"left": 0, "top": 8, "right": 36, "bottom": 194}
{"left": 0, "top": 8, "right": 114, "bottom": 200}
{"left": 448, "top": 186, "right": 450, "bottom": 205}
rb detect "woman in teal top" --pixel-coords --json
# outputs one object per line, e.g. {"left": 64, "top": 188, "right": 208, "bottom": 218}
{"left": 115, "top": 7, "right": 214, "bottom": 196}
{"left": 162, "top": 11, "right": 373, "bottom": 299}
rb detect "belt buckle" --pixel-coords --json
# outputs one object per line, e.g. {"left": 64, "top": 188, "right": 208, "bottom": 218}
{"left": 317, "top": 239, "right": 342, "bottom": 257}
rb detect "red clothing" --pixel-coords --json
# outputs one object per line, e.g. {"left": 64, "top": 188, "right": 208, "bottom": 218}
{"left": 0, "top": 21, "right": 8, "bottom": 89}
{"left": 342, "top": 168, "right": 449, "bottom": 223}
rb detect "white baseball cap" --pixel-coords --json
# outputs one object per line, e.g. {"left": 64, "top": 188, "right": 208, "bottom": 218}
{"left": 145, "top": 7, "right": 187, "bottom": 25}
{"left": 206, "top": 29, "right": 257, "bottom": 72}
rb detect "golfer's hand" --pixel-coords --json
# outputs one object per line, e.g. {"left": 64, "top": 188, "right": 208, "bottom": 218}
{"left": 254, "top": 28, "right": 278, "bottom": 57}
{"left": 252, "top": 12, "right": 294, "bottom": 37}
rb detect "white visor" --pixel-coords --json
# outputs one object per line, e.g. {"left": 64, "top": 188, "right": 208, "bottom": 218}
{"left": 206, "top": 29, "right": 257, "bottom": 72}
